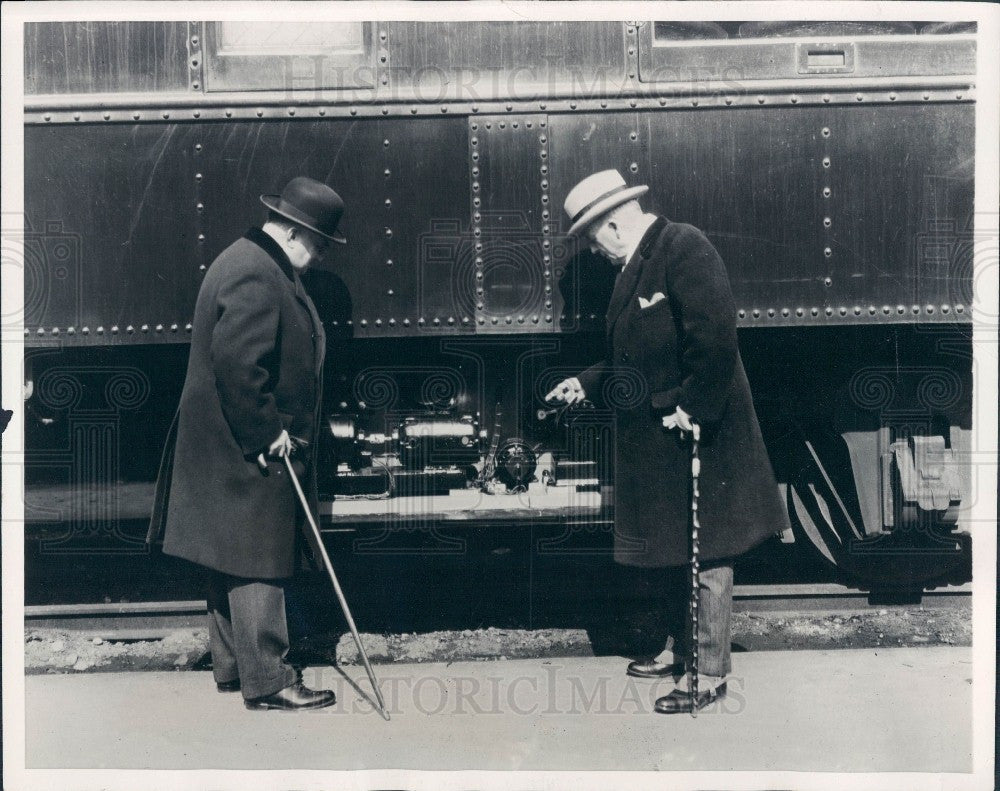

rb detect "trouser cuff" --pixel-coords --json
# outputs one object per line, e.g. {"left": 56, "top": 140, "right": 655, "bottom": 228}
{"left": 240, "top": 666, "right": 298, "bottom": 701}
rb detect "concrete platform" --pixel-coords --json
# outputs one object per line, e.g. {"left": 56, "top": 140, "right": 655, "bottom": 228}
{"left": 24, "top": 647, "right": 971, "bottom": 772}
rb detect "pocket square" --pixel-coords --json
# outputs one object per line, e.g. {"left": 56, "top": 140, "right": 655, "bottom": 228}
{"left": 638, "top": 292, "right": 666, "bottom": 309}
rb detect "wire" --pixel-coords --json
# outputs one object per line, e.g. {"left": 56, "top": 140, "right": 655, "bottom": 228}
{"left": 334, "top": 458, "right": 395, "bottom": 500}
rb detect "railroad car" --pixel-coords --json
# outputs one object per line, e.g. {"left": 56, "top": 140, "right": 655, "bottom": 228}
{"left": 19, "top": 19, "right": 978, "bottom": 596}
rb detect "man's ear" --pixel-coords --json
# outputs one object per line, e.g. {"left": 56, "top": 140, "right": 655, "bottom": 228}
{"left": 608, "top": 220, "right": 621, "bottom": 237}
{"left": 286, "top": 226, "right": 299, "bottom": 244}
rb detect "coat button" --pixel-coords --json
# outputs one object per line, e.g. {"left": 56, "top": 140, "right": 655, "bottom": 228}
{"left": 621, "top": 352, "right": 630, "bottom": 362}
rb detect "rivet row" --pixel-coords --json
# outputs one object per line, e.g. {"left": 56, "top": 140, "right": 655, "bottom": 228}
{"left": 540, "top": 126, "right": 549, "bottom": 241}
{"left": 26, "top": 322, "right": 192, "bottom": 336}
{"left": 734, "top": 304, "right": 965, "bottom": 321}
{"left": 470, "top": 117, "right": 484, "bottom": 317}
{"left": 378, "top": 26, "right": 391, "bottom": 88}
{"left": 27, "top": 87, "right": 973, "bottom": 125}
{"left": 188, "top": 23, "right": 203, "bottom": 93}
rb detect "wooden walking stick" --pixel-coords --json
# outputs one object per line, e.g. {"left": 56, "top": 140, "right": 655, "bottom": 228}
{"left": 283, "top": 453, "right": 391, "bottom": 721}
{"left": 687, "top": 422, "right": 701, "bottom": 718}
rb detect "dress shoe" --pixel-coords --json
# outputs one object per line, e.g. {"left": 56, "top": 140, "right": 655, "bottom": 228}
{"left": 654, "top": 681, "right": 727, "bottom": 714}
{"left": 244, "top": 681, "right": 336, "bottom": 711}
{"left": 626, "top": 658, "right": 685, "bottom": 679}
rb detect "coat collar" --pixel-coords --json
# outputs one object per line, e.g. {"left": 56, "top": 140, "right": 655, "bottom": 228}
{"left": 244, "top": 226, "right": 296, "bottom": 283}
{"left": 636, "top": 215, "right": 667, "bottom": 261}
{"left": 243, "top": 226, "right": 324, "bottom": 372}
{"left": 621, "top": 214, "right": 665, "bottom": 271}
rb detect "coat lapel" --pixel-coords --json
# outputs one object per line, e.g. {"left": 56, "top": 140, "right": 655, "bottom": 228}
{"left": 605, "top": 216, "right": 667, "bottom": 337}
{"left": 294, "top": 274, "right": 326, "bottom": 374}
{"left": 146, "top": 407, "right": 180, "bottom": 545}
{"left": 605, "top": 254, "right": 643, "bottom": 336}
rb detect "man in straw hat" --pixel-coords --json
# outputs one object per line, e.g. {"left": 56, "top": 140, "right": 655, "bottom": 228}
{"left": 547, "top": 169, "right": 787, "bottom": 713}
{"left": 148, "top": 177, "right": 347, "bottom": 711}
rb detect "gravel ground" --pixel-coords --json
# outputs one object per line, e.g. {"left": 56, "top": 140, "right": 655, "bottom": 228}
{"left": 24, "top": 604, "right": 970, "bottom": 675}
{"left": 25, "top": 629, "right": 208, "bottom": 674}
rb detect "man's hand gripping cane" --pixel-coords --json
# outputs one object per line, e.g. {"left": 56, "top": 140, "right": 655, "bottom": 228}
{"left": 662, "top": 405, "right": 694, "bottom": 434}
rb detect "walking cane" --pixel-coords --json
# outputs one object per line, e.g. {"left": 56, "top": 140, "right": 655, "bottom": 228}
{"left": 283, "top": 453, "right": 391, "bottom": 721}
{"left": 686, "top": 422, "right": 701, "bottom": 719}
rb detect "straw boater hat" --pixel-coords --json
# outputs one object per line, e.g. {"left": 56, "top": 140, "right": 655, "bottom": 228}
{"left": 563, "top": 169, "right": 649, "bottom": 236}
{"left": 261, "top": 176, "right": 348, "bottom": 244}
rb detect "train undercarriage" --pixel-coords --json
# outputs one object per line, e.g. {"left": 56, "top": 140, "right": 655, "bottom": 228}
{"left": 23, "top": 322, "right": 974, "bottom": 599}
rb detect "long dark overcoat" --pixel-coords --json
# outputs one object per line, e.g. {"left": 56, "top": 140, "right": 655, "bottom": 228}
{"left": 578, "top": 216, "right": 788, "bottom": 568}
{"left": 147, "top": 227, "right": 326, "bottom": 579}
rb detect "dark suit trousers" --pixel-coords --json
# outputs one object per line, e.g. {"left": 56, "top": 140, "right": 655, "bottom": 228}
{"left": 206, "top": 571, "right": 298, "bottom": 700}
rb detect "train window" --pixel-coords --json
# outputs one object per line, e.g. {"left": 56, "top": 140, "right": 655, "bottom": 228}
{"left": 732, "top": 21, "right": 919, "bottom": 39}
{"left": 204, "top": 21, "right": 374, "bottom": 92}
{"left": 919, "top": 21, "right": 977, "bottom": 35}
{"left": 639, "top": 19, "right": 975, "bottom": 82}
{"left": 651, "top": 20, "right": 976, "bottom": 43}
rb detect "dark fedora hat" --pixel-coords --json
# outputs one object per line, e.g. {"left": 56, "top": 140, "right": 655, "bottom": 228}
{"left": 260, "top": 176, "right": 347, "bottom": 244}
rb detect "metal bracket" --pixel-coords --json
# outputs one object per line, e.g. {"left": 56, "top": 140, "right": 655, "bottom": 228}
{"left": 890, "top": 435, "right": 963, "bottom": 516}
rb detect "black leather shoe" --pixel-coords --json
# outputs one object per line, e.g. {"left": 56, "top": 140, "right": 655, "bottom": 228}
{"left": 654, "top": 682, "right": 727, "bottom": 714}
{"left": 216, "top": 679, "right": 241, "bottom": 693}
{"left": 626, "top": 659, "right": 685, "bottom": 679}
{"left": 244, "top": 681, "right": 336, "bottom": 711}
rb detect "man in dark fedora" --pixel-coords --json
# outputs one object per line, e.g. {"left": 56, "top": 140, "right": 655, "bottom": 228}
{"left": 148, "top": 176, "right": 346, "bottom": 711}
{"left": 547, "top": 169, "right": 787, "bottom": 713}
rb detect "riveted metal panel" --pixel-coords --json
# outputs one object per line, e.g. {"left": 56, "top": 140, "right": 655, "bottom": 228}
{"left": 23, "top": 123, "right": 202, "bottom": 344}
{"left": 546, "top": 111, "right": 656, "bottom": 332}
{"left": 549, "top": 104, "right": 974, "bottom": 327}
{"left": 472, "top": 115, "right": 554, "bottom": 333}
{"left": 194, "top": 117, "right": 470, "bottom": 338}
{"left": 638, "top": 27, "right": 976, "bottom": 83}
{"left": 643, "top": 107, "right": 825, "bottom": 313}
{"left": 25, "top": 22, "right": 190, "bottom": 95}
{"left": 824, "top": 103, "right": 974, "bottom": 318}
